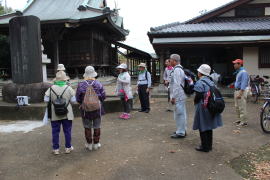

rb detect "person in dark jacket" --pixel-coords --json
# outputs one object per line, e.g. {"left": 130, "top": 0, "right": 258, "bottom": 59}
{"left": 193, "top": 64, "right": 223, "bottom": 152}
{"left": 76, "top": 66, "right": 106, "bottom": 151}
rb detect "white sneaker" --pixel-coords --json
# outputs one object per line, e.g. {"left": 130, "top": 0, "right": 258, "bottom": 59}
{"left": 65, "top": 146, "right": 74, "bottom": 154}
{"left": 52, "top": 149, "right": 60, "bottom": 155}
{"left": 85, "top": 143, "right": 93, "bottom": 151}
{"left": 93, "top": 143, "right": 101, "bottom": 150}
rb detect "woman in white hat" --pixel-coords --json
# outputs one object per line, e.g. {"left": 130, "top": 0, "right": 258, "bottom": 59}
{"left": 193, "top": 64, "right": 223, "bottom": 152}
{"left": 44, "top": 71, "right": 76, "bottom": 155}
{"left": 76, "top": 66, "right": 106, "bottom": 151}
{"left": 116, "top": 63, "right": 133, "bottom": 120}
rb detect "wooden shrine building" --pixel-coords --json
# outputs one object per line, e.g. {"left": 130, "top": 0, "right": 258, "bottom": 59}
{"left": 148, "top": 0, "right": 270, "bottom": 85}
{"left": 0, "top": 0, "right": 130, "bottom": 78}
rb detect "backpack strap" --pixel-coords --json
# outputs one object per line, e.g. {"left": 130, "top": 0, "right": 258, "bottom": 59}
{"left": 60, "top": 86, "right": 69, "bottom": 98}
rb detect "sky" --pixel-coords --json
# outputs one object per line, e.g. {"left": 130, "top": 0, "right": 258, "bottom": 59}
{"left": 6, "top": 0, "right": 233, "bottom": 53}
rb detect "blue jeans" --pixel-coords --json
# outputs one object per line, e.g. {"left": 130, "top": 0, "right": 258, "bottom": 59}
{"left": 51, "top": 119, "right": 72, "bottom": 150}
{"left": 174, "top": 101, "right": 187, "bottom": 135}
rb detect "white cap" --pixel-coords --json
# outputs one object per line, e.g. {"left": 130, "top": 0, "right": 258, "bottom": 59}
{"left": 116, "top": 63, "right": 128, "bottom": 69}
{"left": 83, "top": 66, "right": 98, "bottom": 78}
{"left": 57, "top": 64, "right": 66, "bottom": 71}
{"left": 197, "top": 64, "right": 211, "bottom": 76}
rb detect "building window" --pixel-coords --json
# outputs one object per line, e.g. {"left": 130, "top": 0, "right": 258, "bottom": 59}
{"left": 259, "top": 47, "right": 270, "bottom": 68}
{"left": 236, "top": 7, "right": 265, "bottom": 17}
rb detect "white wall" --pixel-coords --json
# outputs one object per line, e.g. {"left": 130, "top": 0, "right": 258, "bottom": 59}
{"left": 243, "top": 47, "right": 270, "bottom": 76}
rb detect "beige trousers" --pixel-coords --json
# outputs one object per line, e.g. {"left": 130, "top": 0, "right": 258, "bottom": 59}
{"left": 234, "top": 90, "right": 248, "bottom": 123}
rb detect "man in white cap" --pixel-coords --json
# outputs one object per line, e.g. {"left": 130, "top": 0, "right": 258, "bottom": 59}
{"left": 170, "top": 54, "right": 187, "bottom": 138}
{"left": 137, "top": 63, "right": 152, "bottom": 113}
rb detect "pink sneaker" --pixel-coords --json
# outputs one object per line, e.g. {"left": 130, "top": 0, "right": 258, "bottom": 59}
{"left": 119, "top": 113, "right": 126, "bottom": 119}
{"left": 123, "top": 113, "right": 131, "bottom": 120}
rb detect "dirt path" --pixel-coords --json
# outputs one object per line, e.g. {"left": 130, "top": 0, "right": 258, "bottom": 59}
{"left": 0, "top": 98, "right": 269, "bottom": 180}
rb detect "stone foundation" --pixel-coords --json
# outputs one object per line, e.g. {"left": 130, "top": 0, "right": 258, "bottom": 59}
{"left": 2, "top": 82, "right": 52, "bottom": 103}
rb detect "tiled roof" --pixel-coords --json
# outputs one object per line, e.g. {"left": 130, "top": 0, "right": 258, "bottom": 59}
{"left": 0, "top": 0, "right": 128, "bottom": 36}
{"left": 149, "top": 17, "right": 270, "bottom": 35}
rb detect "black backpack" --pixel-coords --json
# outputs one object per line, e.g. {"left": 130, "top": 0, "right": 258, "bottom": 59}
{"left": 50, "top": 86, "right": 70, "bottom": 116}
{"left": 201, "top": 80, "right": 225, "bottom": 115}
{"left": 175, "top": 66, "right": 195, "bottom": 95}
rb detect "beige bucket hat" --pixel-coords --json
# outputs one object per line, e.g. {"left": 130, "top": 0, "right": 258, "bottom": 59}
{"left": 54, "top": 71, "right": 69, "bottom": 81}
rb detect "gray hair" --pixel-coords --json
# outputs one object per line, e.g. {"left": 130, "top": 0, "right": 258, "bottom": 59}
{"left": 170, "top": 54, "right": 181, "bottom": 62}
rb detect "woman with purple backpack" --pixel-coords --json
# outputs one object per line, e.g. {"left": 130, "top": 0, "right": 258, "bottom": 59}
{"left": 76, "top": 66, "right": 106, "bottom": 151}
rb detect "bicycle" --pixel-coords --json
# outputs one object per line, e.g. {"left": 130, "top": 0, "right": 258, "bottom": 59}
{"left": 249, "top": 75, "right": 261, "bottom": 103}
{"left": 259, "top": 75, "right": 270, "bottom": 133}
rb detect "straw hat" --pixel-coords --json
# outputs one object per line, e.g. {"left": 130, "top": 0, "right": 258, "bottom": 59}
{"left": 54, "top": 71, "right": 69, "bottom": 81}
{"left": 116, "top": 63, "right": 128, "bottom": 69}
{"left": 57, "top": 64, "right": 66, "bottom": 71}
{"left": 83, "top": 66, "right": 98, "bottom": 78}
{"left": 138, "top": 63, "right": 147, "bottom": 68}
{"left": 197, "top": 64, "right": 211, "bottom": 76}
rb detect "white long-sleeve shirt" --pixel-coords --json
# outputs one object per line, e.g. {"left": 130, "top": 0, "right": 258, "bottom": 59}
{"left": 170, "top": 64, "right": 186, "bottom": 102}
{"left": 163, "top": 67, "right": 173, "bottom": 82}
{"left": 116, "top": 72, "right": 133, "bottom": 99}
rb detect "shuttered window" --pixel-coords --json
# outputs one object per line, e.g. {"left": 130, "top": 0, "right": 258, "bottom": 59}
{"left": 259, "top": 47, "right": 270, "bottom": 68}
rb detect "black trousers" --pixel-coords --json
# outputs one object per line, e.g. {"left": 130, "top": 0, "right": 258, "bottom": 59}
{"left": 199, "top": 130, "right": 213, "bottom": 150}
{"left": 138, "top": 85, "right": 150, "bottom": 111}
{"left": 121, "top": 98, "right": 133, "bottom": 113}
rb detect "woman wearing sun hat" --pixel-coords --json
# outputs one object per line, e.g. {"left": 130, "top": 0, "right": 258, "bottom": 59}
{"left": 193, "top": 64, "right": 223, "bottom": 152}
{"left": 116, "top": 63, "right": 133, "bottom": 120}
{"left": 76, "top": 66, "right": 106, "bottom": 151}
{"left": 44, "top": 71, "right": 76, "bottom": 155}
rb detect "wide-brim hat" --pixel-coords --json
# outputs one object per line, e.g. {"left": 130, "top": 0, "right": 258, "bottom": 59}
{"left": 197, "top": 64, "right": 211, "bottom": 76}
{"left": 83, "top": 66, "right": 98, "bottom": 78}
{"left": 138, "top": 63, "right": 147, "bottom": 68}
{"left": 57, "top": 64, "right": 66, "bottom": 71}
{"left": 116, "top": 63, "right": 128, "bottom": 69}
{"left": 54, "top": 71, "right": 69, "bottom": 81}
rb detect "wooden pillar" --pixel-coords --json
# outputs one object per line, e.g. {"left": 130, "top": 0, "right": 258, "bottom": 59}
{"left": 53, "top": 39, "right": 59, "bottom": 74}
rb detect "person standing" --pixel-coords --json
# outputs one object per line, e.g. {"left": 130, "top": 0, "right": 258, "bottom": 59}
{"left": 44, "top": 71, "right": 76, "bottom": 155}
{"left": 170, "top": 54, "right": 187, "bottom": 138}
{"left": 116, "top": 63, "right": 133, "bottom": 120}
{"left": 193, "top": 64, "right": 223, "bottom": 152}
{"left": 137, "top": 63, "right": 152, "bottom": 113}
{"left": 163, "top": 59, "right": 174, "bottom": 112}
{"left": 233, "top": 59, "right": 249, "bottom": 127}
{"left": 76, "top": 66, "right": 106, "bottom": 151}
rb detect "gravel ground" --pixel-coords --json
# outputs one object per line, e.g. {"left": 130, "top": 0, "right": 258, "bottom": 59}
{"left": 0, "top": 98, "right": 269, "bottom": 180}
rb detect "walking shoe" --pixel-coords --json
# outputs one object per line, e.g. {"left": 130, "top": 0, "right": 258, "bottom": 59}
{"left": 166, "top": 109, "right": 173, "bottom": 112}
{"left": 144, "top": 109, "right": 150, "bottom": 113}
{"left": 239, "top": 122, "right": 248, "bottom": 127}
{"left": 93, "top": 143, "right": 101, "bottom": 150}
{"left": 119, "top": 113, "right": 126, "bottom": 119}
{"left": 52, "top": 149, "right": 60, "bottom": 155}
{"left": 195, "top": 146, "right": 210, "bottom": 152}
{"left": 85, "top": 143, "right": 93, "bottom": 151}
{"left": 123, "top": 113, "right": 131, "bottom": 120}
{"left": 65, "top": 146, "right": 74, "bottom": 154}
{"left": 171, "top": 133, "right": 186, "bottom": 139}
{"left": 234, "top": 120, "right": 241, "bottom": 124}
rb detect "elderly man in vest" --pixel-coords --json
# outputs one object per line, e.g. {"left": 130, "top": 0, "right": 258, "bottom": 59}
{"left": 233, "top": 59, "right": 249, "bottom": 127}
{"left": 137, "top": 63, "right": 152, "bottom": 113}
{"left": 170, "top": 54, "right": 187, "bottom": 138}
